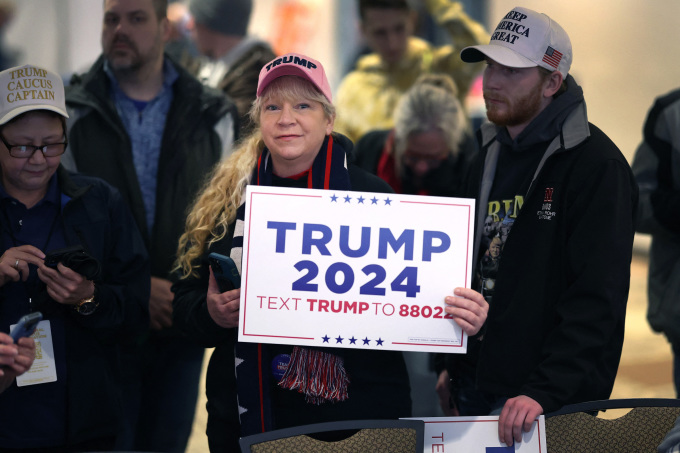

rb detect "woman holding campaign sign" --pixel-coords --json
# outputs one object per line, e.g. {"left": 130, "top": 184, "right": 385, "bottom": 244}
{"left": 0, "top": 64, "right": 150, "bottom": 450}
{"left": 173, "top": 52, "right": 489, "bottom": 451}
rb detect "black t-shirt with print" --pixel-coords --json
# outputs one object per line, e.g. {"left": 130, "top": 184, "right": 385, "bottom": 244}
{"left": 475, "top": 145, "right": 545, "bottom": 303}
{"left": 454, "top": 140, "right": 548, "bottom": 386}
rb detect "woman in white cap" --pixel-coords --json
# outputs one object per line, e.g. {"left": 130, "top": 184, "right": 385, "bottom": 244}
{"left": 0, "top": 64, "right": 149, "bottom": 451}
{"left": 173, "top": 52, "right": 489, "bottom": 451}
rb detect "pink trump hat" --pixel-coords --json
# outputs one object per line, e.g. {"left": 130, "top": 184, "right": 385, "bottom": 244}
{"left": 257, "top": 53, "right": 332, "bottom": 103}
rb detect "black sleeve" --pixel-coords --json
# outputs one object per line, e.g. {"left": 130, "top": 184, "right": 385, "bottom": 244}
{"left": 171, "top": 234, "right": 235, "bottom": 347}
{"left": 352, "top": 129, "right": 390, "bottom": 171}
{"left": 65, "top": 180, "right": 150, "bottom": 342}
{"left": 348, "top": 163, "right": 395, "bottom": 194}
{"left": 644, "top": 90, "right": 680, "bottom": 232}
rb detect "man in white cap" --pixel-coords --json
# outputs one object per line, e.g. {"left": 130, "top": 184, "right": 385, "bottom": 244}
{"left": 435, "top": 6, "right": 638, "bottom": 447}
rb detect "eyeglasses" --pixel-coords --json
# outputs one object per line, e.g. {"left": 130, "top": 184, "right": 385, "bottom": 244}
{"left": 0, "top": 134, "right": 68, "bottom": 158}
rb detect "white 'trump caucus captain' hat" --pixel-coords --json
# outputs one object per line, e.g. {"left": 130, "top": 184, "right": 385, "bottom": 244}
{"left": 461, "top": 6, "right": 572, "bottom": 78}
{"left": 0, "top": 64, "right": 68, "bottom": 126}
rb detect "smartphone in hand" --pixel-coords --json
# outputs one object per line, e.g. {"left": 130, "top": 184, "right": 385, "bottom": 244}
{"left": 10, "top": 312, "right": 43, "bottom": 342}
{"left": 44, "top": 245, "right": 85, "bottom": 268}
{"left": 208, "top": 253, "right": 241, "bottom": 293}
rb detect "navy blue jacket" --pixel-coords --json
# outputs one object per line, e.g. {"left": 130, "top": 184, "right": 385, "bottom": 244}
{"left": 0, "top": 166, "right": 150, "bottom": 448}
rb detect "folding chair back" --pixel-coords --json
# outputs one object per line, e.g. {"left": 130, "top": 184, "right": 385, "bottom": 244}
{"left": 545, "top": 398, "right": 680, "bottom": 453}
{"left": 239, "top": 419, "right": 425, "bottom": 453}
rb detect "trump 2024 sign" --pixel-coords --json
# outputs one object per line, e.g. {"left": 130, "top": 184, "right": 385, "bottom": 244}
{"left": 237, "top": 185, "right": 475, "bottom": 353}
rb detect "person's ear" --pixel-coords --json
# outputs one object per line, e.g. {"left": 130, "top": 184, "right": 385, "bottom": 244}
{"left": 326, "top": 114, "right": 335, "bottom": 136}
{"left": 543, "top": 71, "right": 563, "bottom": 98}
{"left": 160, "top": 17, "right": 171, "bottom": 43}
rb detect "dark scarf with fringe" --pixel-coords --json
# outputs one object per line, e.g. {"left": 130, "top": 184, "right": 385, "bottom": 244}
{"left": 231, "top": 134, "right": 352, "bottom": 436}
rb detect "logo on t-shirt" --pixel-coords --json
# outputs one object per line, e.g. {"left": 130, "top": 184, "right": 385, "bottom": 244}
{"left": 477, "top": 195, "right": 523, "bottom": 303}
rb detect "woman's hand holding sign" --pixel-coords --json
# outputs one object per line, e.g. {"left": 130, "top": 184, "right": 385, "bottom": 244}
{"left": 445, "top": 288, "right": 488, "bottom": 336}
{"left": 207, "top": 268, "right": 240, "bottom": 328}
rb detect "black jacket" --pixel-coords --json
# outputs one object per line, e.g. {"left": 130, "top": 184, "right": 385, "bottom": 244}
{"left": 0, "top": 167, "right": 150, "bottom": 448}
{"left": 63, "top": 54, "right": 237, "bottom": 280}
{"left": 457, "top": 77, "right": 638, "bottom": 413}
{"left": 632, "top": 88, "right": 680, "bottom": 345}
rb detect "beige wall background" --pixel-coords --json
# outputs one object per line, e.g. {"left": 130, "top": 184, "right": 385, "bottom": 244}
{"left": 487, "top": 1, "right": 680, "bottom": 162}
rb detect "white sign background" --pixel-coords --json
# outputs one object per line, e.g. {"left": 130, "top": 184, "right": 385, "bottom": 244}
{"left": 413, "top": 415, "right": 547, "bottom": 452}
{"left": 238, "top": 186, "right": 475, "bottom": 353}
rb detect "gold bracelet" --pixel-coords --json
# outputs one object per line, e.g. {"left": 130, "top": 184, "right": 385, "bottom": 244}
{"left": 74, "top": 286, "right": 98, "bottom": 315}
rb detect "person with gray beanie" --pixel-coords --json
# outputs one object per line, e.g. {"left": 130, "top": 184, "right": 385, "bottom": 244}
{"left": 188, "top": 0, "right": 276, "bottom": 138}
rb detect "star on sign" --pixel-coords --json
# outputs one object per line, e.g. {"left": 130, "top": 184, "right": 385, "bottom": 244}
{"left": 376, "top": 338, "right": 384, "bottom": 346}
{"left": 349, "top": 337, "right": 357, "bottom": 344}
{"left": 330, "top": 194, "right": 338, "bottom": 202}
{"left": 344, "top": 195, "right": 352, "bottom": 203}
{"left": 335, "top": 335, "right": 344, "bottom": 344}
{"left": 357, "top": 196, "right": 365, "bottom": 204}
{"left": 384, "top": 198, "right": 392, "bottom": 206}
{"left": 363, "top": 337, "right": 371, "bottom": 345}
{"left": 322, "top": 335, "right": 330, "bottom": 343}
{"left": 371, "top": 197, "right": 378, "bottom": 205}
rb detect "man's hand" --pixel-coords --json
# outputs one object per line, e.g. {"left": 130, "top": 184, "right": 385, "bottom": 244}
{"left": 498, "top": 395, "right": 543, "bottom": 446}
{"left": 149, "top": 277, "right": 174, "bottom": 330}
{"left": 206, "top": 268, "right": 240, "bottom": 328}
{"left": 435, "top": 369, "right": 459, "bottom": 416}
{"left": 37, "top": 262, "right": 94, "bottom": 305}
{"left": 445, "top": 287, "right": 489, "bottom": 336}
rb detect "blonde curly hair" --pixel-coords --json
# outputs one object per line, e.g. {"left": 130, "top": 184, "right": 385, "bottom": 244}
{"left": 174, "top": 75, "right": 335, "bottom": 278}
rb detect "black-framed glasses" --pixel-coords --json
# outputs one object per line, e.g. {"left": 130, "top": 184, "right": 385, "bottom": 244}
{"left": 0, "top": 134, "right": 68, "bottom": 158}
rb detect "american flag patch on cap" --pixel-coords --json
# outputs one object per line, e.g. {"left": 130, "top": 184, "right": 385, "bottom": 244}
{"left": 542, "top": 46, "right": 563, "bottom": 68}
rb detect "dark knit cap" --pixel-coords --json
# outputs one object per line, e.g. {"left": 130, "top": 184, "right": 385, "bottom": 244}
{"left": 189, "top": 0, "right": 252, "bottom": 37}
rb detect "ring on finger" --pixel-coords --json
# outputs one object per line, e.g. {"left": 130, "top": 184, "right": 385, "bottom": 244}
{"left": 14, "top": 259, "right": 19, "bottom": 270}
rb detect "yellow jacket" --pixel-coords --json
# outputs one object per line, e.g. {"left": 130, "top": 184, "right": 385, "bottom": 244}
{"left": 334, "top": 0, "right": 488, "bottom": 143}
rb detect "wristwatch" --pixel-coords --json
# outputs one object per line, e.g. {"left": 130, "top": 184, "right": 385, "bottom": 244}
{"left": 74, "top": 290, "right": 98, "bottom": 315}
